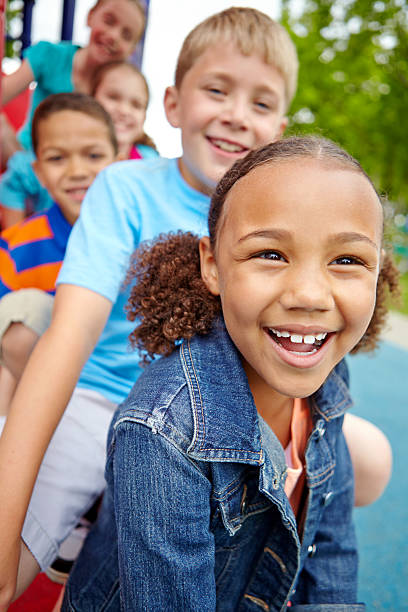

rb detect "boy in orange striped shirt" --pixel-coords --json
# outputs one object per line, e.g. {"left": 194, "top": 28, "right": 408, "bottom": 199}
{"left": 0, "top": 92, "right": 117, "bottom": 411}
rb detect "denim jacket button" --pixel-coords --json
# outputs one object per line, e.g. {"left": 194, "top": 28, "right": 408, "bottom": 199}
{"left": 315, "top": 419, "right": 326, "bottom": 438}
{"left": 323, "top": 491, "right": 334, "bottom": 506}
{"left": 307, "top": 544, "right": 317, "bottom": 557}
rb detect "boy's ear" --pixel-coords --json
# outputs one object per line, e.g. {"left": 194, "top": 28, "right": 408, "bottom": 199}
{"left": 163, "top": 86, "right": 181, "bottom": 128}
{"left": 276, "top": 116, "right": 288, "bottom": 140}
{"left": 32, "top": 159, "right": 45, "bottom": 187}
{"left": 199, "top": 236, "right": 220, "bottom": 296}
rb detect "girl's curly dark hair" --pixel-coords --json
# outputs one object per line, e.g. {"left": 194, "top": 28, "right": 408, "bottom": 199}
{"left": 126, "top": 232, "right": 220, "bottom": 363}
{"left": 126, "top": 136, "right": 400, "bottom": 362}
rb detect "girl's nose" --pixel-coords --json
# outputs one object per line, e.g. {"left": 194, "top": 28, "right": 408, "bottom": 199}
{"left": 279, "top": 269, "right": 335, "bottom": 312}
{"left": 105, "top": 26, "right": 120, "bottom": 48}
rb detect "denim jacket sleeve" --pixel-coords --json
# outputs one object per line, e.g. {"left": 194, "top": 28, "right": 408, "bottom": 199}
{"left": 112, "top": 418, "right": 217, "bottom": 611}
{"left": 292, "top": 430, "right": 365, "bottom": 609}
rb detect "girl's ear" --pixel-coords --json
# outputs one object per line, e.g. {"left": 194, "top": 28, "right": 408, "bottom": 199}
{"left": 87, "top": 5, "right": 97, "bottom": 27}
{"left": 199, "top": 236, "right": 220, "bottom": 296}
{"left": 163, "top": 86, "right": 181, "bottom": 128}
{"left": 380, "top": 247, "right": 386, "bottom": 269}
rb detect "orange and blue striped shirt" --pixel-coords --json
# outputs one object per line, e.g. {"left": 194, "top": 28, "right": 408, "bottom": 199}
{"left": 0, "top": 204, "right": 72, "bottom": 297}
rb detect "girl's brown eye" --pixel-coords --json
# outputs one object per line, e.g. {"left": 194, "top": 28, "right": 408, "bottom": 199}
{"left": 256, "top": 251, "right": 286, "bottom": 262}
{"left": 331, "top": 256, "right": 363, "bottom": 265}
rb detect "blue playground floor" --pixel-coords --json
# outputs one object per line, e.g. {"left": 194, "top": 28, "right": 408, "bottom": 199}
{"left": 347, "top": 340, "right": 408, "bottom": 610}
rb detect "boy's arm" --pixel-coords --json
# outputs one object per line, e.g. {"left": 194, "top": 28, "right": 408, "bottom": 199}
{"left": 1, "top": 60, "right": 34, "bottom": 106}
{"left": 0, "top": 283, "right": 112, "bottom": 610}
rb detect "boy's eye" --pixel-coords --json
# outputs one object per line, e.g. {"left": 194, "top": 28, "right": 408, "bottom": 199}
{"left": 207, "top": 87, "right": 224, "bottom": 96}
{"left": 89, "top": 152, "right": 105, "bottom": 160}
{"left": 330, "top": 255, "right": 364, "bottom": 266}
{"left": 46, "top": 155, "right": 63, "bottom": 163}
{"left": 255, "top": 101, "right": 270, "bottom": 111}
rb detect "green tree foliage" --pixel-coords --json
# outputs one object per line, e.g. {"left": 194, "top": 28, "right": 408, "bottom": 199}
{"left": 282, "top": 0, "right": 408, "bottom": 214}
{"left": 4, "top": 0, "right": 23, "bottom": 59}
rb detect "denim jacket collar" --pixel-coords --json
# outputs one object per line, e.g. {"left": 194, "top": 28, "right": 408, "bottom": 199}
{"left": 181, "top": 317, "right": 352, "bottom": 465}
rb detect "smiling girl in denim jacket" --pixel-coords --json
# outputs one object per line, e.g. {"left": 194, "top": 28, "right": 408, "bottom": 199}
{"left": 63, "top": 136, "right": 399, "bottom": 611}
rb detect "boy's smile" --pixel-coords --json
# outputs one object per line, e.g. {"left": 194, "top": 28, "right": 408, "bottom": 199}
{"left": 164, "top": 42, "right": 288, "bottom": 195}
{"left": 200, "top": 158, "right": 383, "bottom": 407}
{"left": 33, "top": 110, "right": 116, "bottom": 225}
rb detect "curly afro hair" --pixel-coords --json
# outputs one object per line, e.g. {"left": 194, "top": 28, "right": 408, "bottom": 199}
{"left": 125, "top": 232, "right": 220, "bottom": 363}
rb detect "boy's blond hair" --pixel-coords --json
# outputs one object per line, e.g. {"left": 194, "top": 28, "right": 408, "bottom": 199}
{"left": 174, "top": 7, "right": 298, "bottom": 111}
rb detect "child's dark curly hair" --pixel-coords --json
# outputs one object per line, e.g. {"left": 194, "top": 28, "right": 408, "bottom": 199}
{"left": 126, "top": 232, "right": 220, "bottom": 363}
{"left": 126, "top": 136, "right": 400, "bottom": 362}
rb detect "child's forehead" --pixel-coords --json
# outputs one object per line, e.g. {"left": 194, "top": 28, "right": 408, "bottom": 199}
{"left": 37, "top": 110, "right": 111, "bottom": 145}
{"left": 188, "top": 40, "right": 271, "bottom": 76}
{"left": 221, "top": 159, "right": 383, "bottom": 242}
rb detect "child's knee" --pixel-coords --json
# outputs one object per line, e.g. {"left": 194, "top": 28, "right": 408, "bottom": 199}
{"left": 2, "top": 323, "right": 40, "bottom": 379}
{"left": 0, "top": 289, "right": 54, "bottom": 378}
{"left": 343, "top": 413, "right": 392, "bottom": 507}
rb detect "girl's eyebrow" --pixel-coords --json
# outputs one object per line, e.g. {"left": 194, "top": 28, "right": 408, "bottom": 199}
{"left": 329, "top": 231, "right": 379, "bottom": 250}
{"left": 238, "top": 229, "right": 290, "bottom": 243}
{"left": 237, "top": 229, "right": 379, "bottom": 250}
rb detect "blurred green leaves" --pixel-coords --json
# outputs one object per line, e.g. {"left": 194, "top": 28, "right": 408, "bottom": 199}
{"left": 282, "top": 0, "right": 408, "bottom": 214}
{"left": 4, "top": 0, "right": 23, "bottom": 60}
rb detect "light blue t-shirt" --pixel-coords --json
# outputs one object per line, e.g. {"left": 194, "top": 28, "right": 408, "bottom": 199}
{"left": 0, "top": 150, "right": 53, "bottom": 213}
{"left": 19, "top": 41, "right": 79, "bottom": 150}
{"left": 58, "top": 157, "right": 209, "bottom": 404}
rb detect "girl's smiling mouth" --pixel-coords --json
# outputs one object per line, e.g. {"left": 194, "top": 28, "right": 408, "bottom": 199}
{"left": 265, "top": 327, "right": 335, "bottom": 368}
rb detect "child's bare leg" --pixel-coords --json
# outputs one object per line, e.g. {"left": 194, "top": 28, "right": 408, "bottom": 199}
{"left": 343, "top": 413, "right": 392, "bottom": 507}
{"left": 0, "top": 367, "right": 17, "bottom": 416}
{"left": 1, "top": 323, "right": 40, "bottom": 381}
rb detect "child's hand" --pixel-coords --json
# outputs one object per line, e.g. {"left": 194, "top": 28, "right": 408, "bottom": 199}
{"left": 0, "top": 536, "right": 20, "bottom": 611}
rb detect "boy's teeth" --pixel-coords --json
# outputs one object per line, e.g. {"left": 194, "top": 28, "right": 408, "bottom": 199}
{"left": 212, "top": 139, "right": 245, "bottom": 152}
{"left": 270, "top": 329, "right": 328, "bottom": 345}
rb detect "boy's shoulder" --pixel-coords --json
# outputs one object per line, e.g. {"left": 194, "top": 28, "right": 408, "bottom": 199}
{"left": 1, "top": 204, "right": 69, "bottom": 250}
{"left": 103, "top": 156, "right": 173, "bottom": 182}
{"left": 97, "top": 156, "right": 186, "bottom": 201}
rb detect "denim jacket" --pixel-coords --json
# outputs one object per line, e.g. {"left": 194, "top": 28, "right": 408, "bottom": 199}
{"left": 64, "top": 318, "right": 365, "bottom": 612}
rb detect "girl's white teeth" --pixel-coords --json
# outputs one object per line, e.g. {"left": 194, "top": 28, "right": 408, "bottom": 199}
{"left": 270, "top": 329, "right": 328, "bottom": 344}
